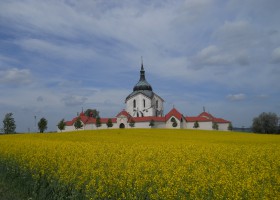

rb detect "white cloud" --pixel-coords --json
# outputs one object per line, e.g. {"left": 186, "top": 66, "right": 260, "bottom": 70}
{"left": 271, "top": 47, "right": 280, "bottom": 63}
{"left": 61, "top": 95, "right": 88, "bottom": 107}
{"left": 16, "top": 39, "right": 97, "bottom": 60}
{"left": 257, "top": 94, "right": 269, "bottom": 99}
{"left": 193, "top": 45, "right": 250, "bottom": 67}
{"left": 214, "top": 20, "right": 255, "bottom": 48}
{"left": 226, "top": 93, "right": 246, "bottom": 101}
{"left": 0, "top": 68, "right": 32, "bottom": 85}
{"left": 0, "top": 0, "right": 280, "bottom": 131}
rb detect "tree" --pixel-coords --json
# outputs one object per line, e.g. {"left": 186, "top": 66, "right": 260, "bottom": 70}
{"left": 212, "top": 122, "right": 219, "bottom": 130}
{"left": 38, "top": 117, "right": 48, "bottom": 133}
{"left": 129, "top": 119, "right": 135, "bottom": 128}
{"left": 57, "top": 119, "right": 66, "bottom": 132}
{"left": 228, "top": 122, "right": 233, "bottom": 131}
{"left": 149, "top": 119, "right": 155, "bottom": 127}
{"left": 252, "top": 112, "right": 279, "bottom": 134}
{"left": 106, "top": 118, "right": 113, "bottom": 128}
{"left": 74, "top": 117, "right": 83, "bottom": 130}
{"left": 96, "top": 117, "right": 102, "bottom": 128}
{"left": 171, "top": 117, "right": 177, "bottom": 127}
{"left": 84, "top": 109, "right": 99, "bottom": 118}
{"left": 193, "top": 121, "right": 199, "bottom": 128}
{"left": 2, "top": 113, "right": 16, "bottom": 134}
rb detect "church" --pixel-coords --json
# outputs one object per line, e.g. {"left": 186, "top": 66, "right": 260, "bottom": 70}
{"left": 61, "top": 62, "right": 231, "bottom": 131}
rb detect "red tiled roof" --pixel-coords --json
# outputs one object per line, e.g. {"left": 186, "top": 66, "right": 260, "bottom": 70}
{"left": 65, "top": 119, "right": 75, "bottom": 126}
{"left": 197, "top": 112, "right": 230, "bottom": 123}
{"left": 198, "top": 112, "right": 215, "bottom": 119}
{"left": 65, "top": 109, "right": 230, "bottom": 127}
{"left": 116, "top": 110, "right": 132, "bottom": 118}
{"left": 185, "top": 116, "right": 212, "bottom": 122}
{"left": 79, "top": 112, "right": 85, "bottom": 117}
{"left": 165, "top": 108, "right": 184, "bottom": 121}
{"left": 100, "top": 118, "right": 117, "bottom": 123}
{"left": 65, "top": 116, "right": 117, "bottom": 125}
{"left": 213, "top": 118, "right": 230, "bottom": 123}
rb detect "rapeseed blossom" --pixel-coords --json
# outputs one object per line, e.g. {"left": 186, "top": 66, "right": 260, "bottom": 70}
{"left": 0, "top": 129, "right": 279, "bottom": 199}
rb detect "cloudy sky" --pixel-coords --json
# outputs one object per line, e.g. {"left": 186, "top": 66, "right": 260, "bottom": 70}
{"left": 0, "top": 0, "right": 279, "bottom": 132}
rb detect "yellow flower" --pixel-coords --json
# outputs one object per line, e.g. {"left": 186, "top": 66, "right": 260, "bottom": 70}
{"left": 0, "top": 129, "right": 279, "bottom": 199}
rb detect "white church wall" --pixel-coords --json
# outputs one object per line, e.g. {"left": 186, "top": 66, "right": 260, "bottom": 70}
{"left": 126, "top": 94, "right": 153, "bottom": 117}
{"left": 133, "top": 122, "right": 150, "bottom": 128}
{"left": 199, "top": 122, "right": 213, "bottom": 130}
{"left": 61, "top": 125, "right": 76, "bottom": 132}
{"left": 152, "top": 94, "right": 164, "bottom": 116}
{"left": 117, "top": 116, "right": 129, "bottom": 128}
{"left": 84, "top": 123, "right": 96, "bottom": 130}
{"left": 166, "top": 117, "right": 181, "bottom": 129}
{"left": 180, "top": 119, "right": 187, "bottom": 129}
{"left": 85, "top": 122, "right": 118, "bottom": 130}
{"left": 154, "top": 122, "right": 166, "bottom": 128}
{"left": 218, "top": 123, "right": 229, "bottom": 131}
{"left": 96, "top": 123, "right": 108, "bottom": 130}
{"left": 186, "top": 122, "right": 195, "bottom": 129}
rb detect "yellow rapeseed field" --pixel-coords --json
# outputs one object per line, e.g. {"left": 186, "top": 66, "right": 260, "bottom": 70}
{"left": 0, "top": 129, "right": 279, "bottom": 199}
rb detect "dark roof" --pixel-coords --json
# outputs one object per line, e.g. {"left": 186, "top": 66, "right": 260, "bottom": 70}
{"left": 126, "top": 63, "right": 155, "bottom": 102}
{"left": 133, "top": 63, "right": 153, "bottom": 92}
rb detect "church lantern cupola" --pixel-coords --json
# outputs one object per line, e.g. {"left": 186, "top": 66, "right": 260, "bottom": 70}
{"left": 133, "top": 62, "right": 153, "bottom": 92}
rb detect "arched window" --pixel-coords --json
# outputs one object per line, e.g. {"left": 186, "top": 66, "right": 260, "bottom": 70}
{"left": 143, "top": 99, "right": 146, "bottom": 108}
{"left": 133, "top": 99, "right": 136, "bottom": 108}
{"left": 156, "top": 100, "right": 159, "bottom": 109}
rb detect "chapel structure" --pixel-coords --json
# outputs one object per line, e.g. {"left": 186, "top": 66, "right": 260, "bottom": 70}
{"left": 61, "top": 62, "right": 231, "bottom": 131}
{"left": 125, "top": 62, "right": 164, "bottom": 118}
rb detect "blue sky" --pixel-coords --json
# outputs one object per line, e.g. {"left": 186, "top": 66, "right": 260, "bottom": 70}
{"left": 0, "top": 0, "right": 279, "bottom": 132}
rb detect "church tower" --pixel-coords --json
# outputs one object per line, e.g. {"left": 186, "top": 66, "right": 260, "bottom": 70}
{"left": 125, "top": 61, "right": 164, "bottom": 117}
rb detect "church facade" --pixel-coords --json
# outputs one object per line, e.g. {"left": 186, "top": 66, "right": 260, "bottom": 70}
{"left": 61, "top": 63, "right": 231, "bottom": 132}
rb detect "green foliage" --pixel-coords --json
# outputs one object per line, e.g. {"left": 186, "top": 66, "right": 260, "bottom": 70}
{"left": 212, "top": 122, "right": 219, "bottom": 130}
{"left": 96, "top": 117, "right": 102, "bottom": 128}
{"left": 74, "top": 117, "right": 83, "bottom": 130}
{"left": 228, "top": 122, "right": 233, "bottom": 131}
{"left": 129, "top": 119, "right": 135, "bottom": 128}
{"left": 2, "top": 113, "right": 16, "bottom": 134}
{"left": 193, "top": 121, "right": 199, "bottom": 128}
{"left": 38, "top": 118, "right": 48, "bottom": 133}
{"left": 57, "top": 119, "right": 66, "bottom": 132}
{"left": 0, "top": 160, "right": 33, "bottom": 199}
{"left": 106, "top": 118, "right": 113, "bottom": 128}
{"left": 84, "top": 109, "right": 99, "bottom": 118}
{"left": 149, "top": 119, "right": 155, "bottom": 127}
{"left": 252, "top": 112, "right": 279, "bottom": 134}
{"left": 171, "top": 117, "right": 178, "bottom": 127}
{"left": 0, "top": 158, "right": 85, "bottom": 200}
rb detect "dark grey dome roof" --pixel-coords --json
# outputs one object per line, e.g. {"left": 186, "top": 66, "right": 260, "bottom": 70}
{"left": 125, "top": 63, "right": 154, "bottom": 102}
{"left": 133, "top": 64, "right": 153, "bottom": 92}
{"left": 133, "top": 80, "right": 153, "bottom": 91}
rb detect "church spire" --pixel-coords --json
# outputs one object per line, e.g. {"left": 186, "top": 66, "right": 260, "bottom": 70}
{"left": 140, "top": 56, "right": 145, "bottom": 81}
{"left": 132, "top": 58, "right": 153, "bottom": 92}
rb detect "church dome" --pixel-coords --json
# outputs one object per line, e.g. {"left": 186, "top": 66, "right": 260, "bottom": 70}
{"left": 133, "top": 80, "right": 153, "bottom": 91}
{"left": 133, "top": 64, "right": 153, "bottom": 91}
